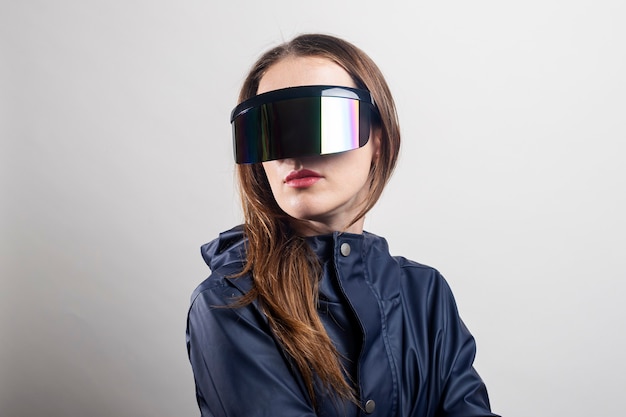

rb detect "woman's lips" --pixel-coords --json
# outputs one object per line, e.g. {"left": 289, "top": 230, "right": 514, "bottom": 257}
{"left": 284, "top": 169, "right": 322, "bottom": 188}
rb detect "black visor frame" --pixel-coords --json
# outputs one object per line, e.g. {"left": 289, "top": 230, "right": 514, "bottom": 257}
{"left": 230, "top": 85, "right": 379, "bottom": 164}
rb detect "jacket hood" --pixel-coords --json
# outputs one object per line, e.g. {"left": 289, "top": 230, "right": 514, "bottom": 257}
{"left": 201, "top": 225, "right": 387, "bottom": 272}
{"left": 200, "top": 225, "right": 247, "bottom": 271}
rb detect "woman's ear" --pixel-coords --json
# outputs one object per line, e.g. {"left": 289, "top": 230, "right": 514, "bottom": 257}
{"left": 371, "top": 127, "right": 382, "bottom": 163}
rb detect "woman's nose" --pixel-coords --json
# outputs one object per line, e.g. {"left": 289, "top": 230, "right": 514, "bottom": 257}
{"left": 276, "top": 157, "right": 303, "bottom": 169}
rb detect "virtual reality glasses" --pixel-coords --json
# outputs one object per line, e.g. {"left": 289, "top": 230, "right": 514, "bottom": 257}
{"left": 231, "top": 85, "right": 379, "bottom": 164}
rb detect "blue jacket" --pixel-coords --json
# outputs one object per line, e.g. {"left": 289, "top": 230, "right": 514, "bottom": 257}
{"left": 187, "top": 226, "right": 499, "bottom": 417}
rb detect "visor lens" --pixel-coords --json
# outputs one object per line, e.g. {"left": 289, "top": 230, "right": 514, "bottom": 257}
{"left": 231, "top": 86, "right": 376, "bottom": 164}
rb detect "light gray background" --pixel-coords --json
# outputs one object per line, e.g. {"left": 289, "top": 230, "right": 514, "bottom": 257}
{"left": 2, "top": 1, "right": 625, "bottom": 416}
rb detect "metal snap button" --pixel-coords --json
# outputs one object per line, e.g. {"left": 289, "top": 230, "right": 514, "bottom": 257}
{"left": 340, "top": 242, "right": 351, "bottom": 257}
{"left": 364, "top": 399, "right": 376, "bottom": 414}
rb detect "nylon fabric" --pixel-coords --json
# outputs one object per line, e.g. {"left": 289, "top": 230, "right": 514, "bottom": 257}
{"left": 187, "top": 225, "right": 499, "bottom": 417}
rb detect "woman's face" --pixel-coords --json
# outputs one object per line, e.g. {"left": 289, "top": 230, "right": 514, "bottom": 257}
{"left": 258, "top": 56, "right": 380, "bottom": 236}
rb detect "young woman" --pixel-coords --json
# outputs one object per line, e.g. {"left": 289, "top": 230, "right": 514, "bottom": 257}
{"left": 187, "top": 34, "right": 499, "bottom": 417}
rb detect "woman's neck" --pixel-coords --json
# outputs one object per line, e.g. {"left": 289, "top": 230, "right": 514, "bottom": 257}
{"left": 290, "top": 216, "right": 366, "bottom": 237}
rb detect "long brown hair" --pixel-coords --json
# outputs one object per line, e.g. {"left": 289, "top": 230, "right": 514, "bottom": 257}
{"left": 234, "top": 34, "right": 401, "bottom": 407}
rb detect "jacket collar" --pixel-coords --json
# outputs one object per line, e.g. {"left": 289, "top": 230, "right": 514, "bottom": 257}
{"left": 201, "top": 225, "right": 401, "bottom": 300}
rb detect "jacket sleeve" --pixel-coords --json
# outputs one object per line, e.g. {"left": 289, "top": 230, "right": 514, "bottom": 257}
{"left": 186, "top": 279, "right": 317, "bottom": 417}
{"left": 435, "top": 275, "right": 500, "bottom": 417}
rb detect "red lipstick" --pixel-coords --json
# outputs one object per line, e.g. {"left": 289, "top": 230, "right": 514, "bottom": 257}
{"left": 284, "top": 169, "right": 322, "bottom": 188}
